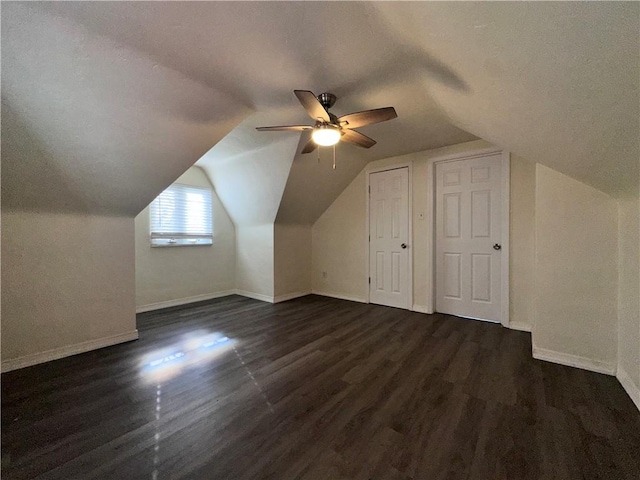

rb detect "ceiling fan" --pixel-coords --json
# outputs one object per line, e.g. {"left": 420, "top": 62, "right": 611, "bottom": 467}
{"left": 256, "top": 90, "right": 397, "bottom": 154}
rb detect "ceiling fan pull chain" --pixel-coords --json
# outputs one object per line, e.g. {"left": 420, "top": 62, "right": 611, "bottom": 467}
{"left": 333, "top": 145, "right": 336, "bottom": 170}
{"left": 317, "top": 146, "right": 320, "bottom": 164}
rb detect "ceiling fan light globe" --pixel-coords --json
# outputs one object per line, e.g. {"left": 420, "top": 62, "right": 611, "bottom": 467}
{"left": 312, "top": 126, "right": 341, "bottom": 146}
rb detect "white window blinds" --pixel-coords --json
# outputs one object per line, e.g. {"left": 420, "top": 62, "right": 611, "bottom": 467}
{"left": 149, "top": 184, "right": 213, "bottom": 247}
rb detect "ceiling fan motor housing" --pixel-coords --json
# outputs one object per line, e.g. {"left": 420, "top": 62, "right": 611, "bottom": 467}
{"left": 318, "top": 92, "right": 337, "bottom": 110}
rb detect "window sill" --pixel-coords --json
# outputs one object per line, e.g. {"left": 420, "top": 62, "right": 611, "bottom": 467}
{"left": 150, "top": 239, "right": 213, "bottom": 248}
{"left": 151, "top": 244, "right": 213, "bottom": 248}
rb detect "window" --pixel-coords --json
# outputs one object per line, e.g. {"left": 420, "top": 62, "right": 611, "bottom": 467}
{"left": 149, "top": 183, "right": 213, "bottom": 247}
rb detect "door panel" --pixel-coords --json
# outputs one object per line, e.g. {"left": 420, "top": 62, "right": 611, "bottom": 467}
{"left": 471, "top": 190, "right": 491, "bottom": 238}
{"left": 443, "top": 253, "right": 461, "bottom": 299}
{"left": 444, "top": 193, "right": 461, "bottom": 238}
{"left": 376, "top": 252, "right": 384, "bottom": 290}
{"left": 435, "top": 155, "right": 502, "bottom": 322}
{"left": 369, "top": 168, "right": 410, "bottom": 309}
{"left": 471, "top": 253, "right": 491, "bottom": 302}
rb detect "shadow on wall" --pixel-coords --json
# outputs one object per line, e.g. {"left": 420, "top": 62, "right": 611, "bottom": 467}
{"left": 39, "top": 2, "right": 469, "bottom": 111}
{"left": 1, "top": 101, "right": 90, "bottom": 214}
{"left": 333, "top": 42, "right": 470, "bottom": 98}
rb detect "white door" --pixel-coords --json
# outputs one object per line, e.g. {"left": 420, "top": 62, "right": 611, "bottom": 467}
{"left": 435, "top": 155, "right": 503, "bottom": 322}
{"left": 369, "top": 167, "right": 410, "bottom": 309}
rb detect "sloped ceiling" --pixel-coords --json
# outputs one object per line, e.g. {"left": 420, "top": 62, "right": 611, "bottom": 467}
{"left": 374, "top": 2, "right": 639, "bottom": 196}
{"left": 198, "top": 110, "right": 300, "bottom": 227}
{"left": 1, "top": 3, "right": 251, "bottom": 216}
{"left": 2, "top": 2, "right": 638, "bottom": 222}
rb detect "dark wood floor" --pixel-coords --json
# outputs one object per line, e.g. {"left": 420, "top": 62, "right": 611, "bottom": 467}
{"left": 2, "top": 295, "right": 639, "bottom": 479}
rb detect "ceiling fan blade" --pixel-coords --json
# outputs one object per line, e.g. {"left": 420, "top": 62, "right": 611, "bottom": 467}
{"left": 338, "top": 107, "right": 397, "bottom": 129}
{"left": 294, "top": 90, "right": 330, "bottom": 122}
{"left": 256, "top": 125, "right": 312, "bottom": 132}
{"left": 300, "top": 133, "right": 317, "bottom": 154}
{"left": 341, "top": 129, "right": 376, "bottom": 149}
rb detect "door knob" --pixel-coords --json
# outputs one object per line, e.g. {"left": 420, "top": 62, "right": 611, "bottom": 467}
{"left": 401, "top": 243, "right": 407, "bottom": 249}
{"left": 493, "top": 244, "right": 502, "bottom": 251}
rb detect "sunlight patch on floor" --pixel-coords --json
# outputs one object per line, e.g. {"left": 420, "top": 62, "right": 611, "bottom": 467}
{"left": 140, "top": 331, "right": 236, "bottom": 383}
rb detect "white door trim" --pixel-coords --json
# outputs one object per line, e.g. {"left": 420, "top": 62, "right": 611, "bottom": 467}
{"left": 426, "top": 149, "right": 510, "bottom": 327}
{"left": 365, "top": 164, "right": 413, "bottom": 309}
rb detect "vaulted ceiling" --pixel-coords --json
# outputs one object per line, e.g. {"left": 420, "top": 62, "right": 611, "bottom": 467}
{"left": 3, "top": 2, "right": 638, "bottom": 223}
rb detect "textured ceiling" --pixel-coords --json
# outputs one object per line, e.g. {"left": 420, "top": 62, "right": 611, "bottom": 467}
{"left": 373, "top": 1, "right": 639, "bottom": 196}
{"left": 2, "top": 2, "right": 637, "bottom": 221}
{"left": 1, "top": 3, "right": 250, "bottom": 216}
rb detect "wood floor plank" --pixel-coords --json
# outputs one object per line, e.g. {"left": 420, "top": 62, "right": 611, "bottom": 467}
{"left": 2, "top": 295, "right": 639, "bottom": 479}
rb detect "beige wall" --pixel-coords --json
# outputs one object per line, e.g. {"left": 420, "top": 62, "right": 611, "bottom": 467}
{"left": 134, "top": 167, "right": 236, "bottom": 309}
{"left": 274, "top": 224, "right": 312, "bottom": 299}
{"left": 236, "top": 224, "right": 275, "bottom": 300}
{"left": 312, "top": 170, "right": 368, "bottom": 301}
{"left": 533, "top": 164, "right": 618, "bottom": 372}
{"left": 617, "top": 195, "right": 640, "bottom": 406}
{"left": 311, "top": 140, "right": 537, "bottom": 329}
{"left": 1, "top": 211, "right": 137, "bottom": 368}
{"left": 510, "top": 155, "right": 536, "bottom": 330}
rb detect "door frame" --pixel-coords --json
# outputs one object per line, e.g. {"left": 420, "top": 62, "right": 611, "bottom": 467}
{"left": 365, "top": 163, "right": 413, "bottom": 309}
{"left": 426, "top": 148, "right": 510, "bottom": 327}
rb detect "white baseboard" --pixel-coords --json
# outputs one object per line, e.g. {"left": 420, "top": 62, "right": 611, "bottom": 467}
{"left": 508, "top": 322, "right": 532, "bottom": 332}
{"left": 412, "top": 304, "right": 432, "bottom": 314}
{"left": 273, "top": 291, "right": 311, "bottom": 303}
{"left": 311, "top": 290, "right": 367, "bottom": 304}
{"left": 1, "top": 330, "right": 139, "bottom": 373}
{"left": 138, "top": 289, "right": 311, "bottom": 307}
{"left": 235, "top": 289, "right": 275, "bottom": 303}
{"left": 136, "top": 290, "right": 236, "bottom": 313}
{"left": 617, "top": 365, "right": 640, "bottom": 412}
{"left": 532, "top": 345, "right": 616, "bottom": 375}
